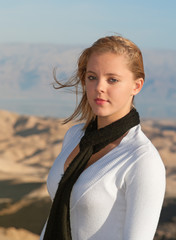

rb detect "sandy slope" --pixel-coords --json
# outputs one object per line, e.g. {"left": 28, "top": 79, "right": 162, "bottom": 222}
{"left": 0, "top": 109, "right": 175, "bottom": 240}
{"left": 0, "top": 227, "right": 39, "bottom": 240}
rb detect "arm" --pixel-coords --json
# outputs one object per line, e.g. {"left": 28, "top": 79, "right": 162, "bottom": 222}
{"left": 123, "top": 150, "right": 166, "bottom": 240}
{"left": 39, "top": 221, "right": 47, "bottom": 240}
{"left": 39, "top": 123, "right": 84, "bottom": 239}
{"left": 39, "top": 128, "right": 71, "bottom": 240}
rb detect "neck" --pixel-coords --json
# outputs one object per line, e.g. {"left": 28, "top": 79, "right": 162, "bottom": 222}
{"left": 97, "top": 117, "right": 112, "bottom": 129}
{"left": 97, "top": 109, "right": 131, "bottom": 129}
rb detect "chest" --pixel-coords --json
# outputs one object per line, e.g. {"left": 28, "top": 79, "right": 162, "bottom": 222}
{"left": 64, "top": 137, "right": 123, "bottom": 172}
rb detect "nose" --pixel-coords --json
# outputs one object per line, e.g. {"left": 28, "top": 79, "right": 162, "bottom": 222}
{"left": 95, "top": 79, "right": 105, "bottom": 93}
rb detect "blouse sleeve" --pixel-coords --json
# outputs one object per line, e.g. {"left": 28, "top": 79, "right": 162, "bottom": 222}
{"left": 123, "top": 149, "right": 166, "bottom": 240}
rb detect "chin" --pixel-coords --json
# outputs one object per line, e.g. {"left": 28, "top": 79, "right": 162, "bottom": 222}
{"left": 92, "top": 109, "right": 115, "bottom": 118}
{"left": 94, "top": 112, "right": 111, "bottom": 118}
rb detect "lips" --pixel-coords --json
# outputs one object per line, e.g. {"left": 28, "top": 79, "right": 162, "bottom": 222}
{"left": 95, "top": 98, "right": 108, "bottom": 105}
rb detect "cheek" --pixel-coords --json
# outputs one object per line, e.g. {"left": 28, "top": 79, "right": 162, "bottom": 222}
{"left": 108, "top": 85, "right": 133, "bottom": 100}
{"left": 85, "top": 85, "right": 92, "bottom": 102}
{"left": 85, "top": 82, "right": 94, "bottom": 95}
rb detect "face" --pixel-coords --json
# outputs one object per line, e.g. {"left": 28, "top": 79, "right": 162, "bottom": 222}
{"left": 85, "top": 52, "right": 143, "bottom": 126}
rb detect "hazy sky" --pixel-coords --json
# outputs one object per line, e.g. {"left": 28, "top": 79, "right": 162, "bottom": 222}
{"left": 1, "top": 0, "right": 176, "bottom": 50}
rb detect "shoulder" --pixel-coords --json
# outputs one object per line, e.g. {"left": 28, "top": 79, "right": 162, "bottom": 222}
{"left": 123, "top": 124, "right": 165, "bottom": 175}
{"left": 124, "top": 124, "right": 166, "bottom": 182}
{"left": 62, "top": 123, "right": 85, "bottom": 149}
{"left": 65, "top": 122, "right": 85, "bottom": 138}
{"left": 127, "top": 125, "right": 161, "bottom": 159}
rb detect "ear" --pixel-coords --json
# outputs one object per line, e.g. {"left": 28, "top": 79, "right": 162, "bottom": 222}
{"left": 132, "top": 78, "right": 144, "bottom": 96}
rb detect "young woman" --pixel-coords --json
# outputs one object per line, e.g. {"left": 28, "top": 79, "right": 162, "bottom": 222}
{"left": 40, "top": 35, "right": 166, "bottom": 240}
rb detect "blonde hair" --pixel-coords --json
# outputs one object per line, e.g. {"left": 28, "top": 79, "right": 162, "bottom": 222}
{"left": 54, "top": 35, "right": 145, "bottom": 127}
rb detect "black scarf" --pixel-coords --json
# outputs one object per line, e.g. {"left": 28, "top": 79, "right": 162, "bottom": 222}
{"left": 43, "top": 108, "right": 140, "bottom": 240}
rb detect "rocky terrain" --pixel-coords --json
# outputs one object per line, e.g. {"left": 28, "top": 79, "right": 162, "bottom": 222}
{"left": 0, "top": 109, "right": 175, "bottom": 240}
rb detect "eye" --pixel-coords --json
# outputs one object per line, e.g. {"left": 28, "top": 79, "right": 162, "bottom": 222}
{"left": 108, "top": 78, "right": 118, "bottom": 84}
{"left": 87, "top": 75, "right": 97, "bottom": 81}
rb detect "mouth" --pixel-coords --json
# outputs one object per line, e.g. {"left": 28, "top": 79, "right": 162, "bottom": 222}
{"left": 94, "top": 98, "right": 108, "bottom": 105}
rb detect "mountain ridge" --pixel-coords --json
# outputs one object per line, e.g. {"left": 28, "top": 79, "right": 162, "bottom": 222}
{"left": 0, "top": 44, "right": 176, "bottom": 118}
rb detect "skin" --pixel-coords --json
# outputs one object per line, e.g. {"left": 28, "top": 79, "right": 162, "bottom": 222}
{"left": 64, "top": 51, "right": 144, "bottom": 172}
{"left": 85, "top": 52, "right": 144, "bottom": 129}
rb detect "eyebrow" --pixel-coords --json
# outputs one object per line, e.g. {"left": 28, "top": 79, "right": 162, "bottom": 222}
{"left": 86, "top": 70, "right": 122, "bottom": 77}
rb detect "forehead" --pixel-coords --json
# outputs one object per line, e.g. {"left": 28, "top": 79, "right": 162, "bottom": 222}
{"left": 85, "top": 52, "right": 134, "bottom": 80}
{"left": 86, "top": 52, "right": 129, "bottom": 71}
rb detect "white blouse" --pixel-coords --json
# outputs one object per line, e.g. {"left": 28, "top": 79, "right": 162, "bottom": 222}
{"left": 40, "top": 124, "right": 166, "bottom": 240}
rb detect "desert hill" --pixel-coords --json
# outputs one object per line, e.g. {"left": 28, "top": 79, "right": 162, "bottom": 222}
{"left": 0, "top": 109, "right": 175, "bottom": 240}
